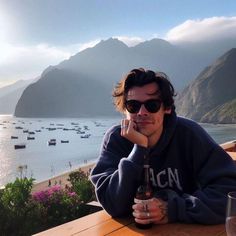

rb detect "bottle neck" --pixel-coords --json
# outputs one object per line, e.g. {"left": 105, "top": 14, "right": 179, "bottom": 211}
{"left": 143, "top": 164, "right": 150, "bottom": 185}
{"left": 143, "top": 155, "right": 150, "bottom": 185}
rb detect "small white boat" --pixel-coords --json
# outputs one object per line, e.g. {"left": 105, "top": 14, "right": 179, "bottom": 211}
{"left": 48, "top": 139, "right": 56, "bottom": 146}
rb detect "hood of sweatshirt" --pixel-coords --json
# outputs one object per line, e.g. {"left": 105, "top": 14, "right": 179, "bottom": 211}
{"left": 149, "top": 110, "right": 177, "bottom": 157}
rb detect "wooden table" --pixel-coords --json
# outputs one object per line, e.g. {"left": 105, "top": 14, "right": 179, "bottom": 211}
{"left": 34, "top": 210, "right": 227, "bottom": 236}
{"left": 227, "top": 151, "right": 236, "bottom": 162}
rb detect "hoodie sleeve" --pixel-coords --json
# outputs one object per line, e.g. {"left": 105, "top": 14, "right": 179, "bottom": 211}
{"left": 166, "top": 128, "right": 236, "bottom": 224}
{"left": 90, "top": 126, "right": 149, "bottom": 217}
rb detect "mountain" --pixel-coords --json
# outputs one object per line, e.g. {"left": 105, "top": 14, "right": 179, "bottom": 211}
{"left": 0, "top": 80, "right": 34, "bottom": 114}
{"left": 15, "top": 38, "right": 186, "bottom": 118}
{"left": 15, "top": 68, "right": 117, "bottom": 117}
{"left": 14, "top": 38, "right": 236, "bottom": 118}
{"left": 41, "top": 38, "right": 212, "bottom": 90}
{"left": 201, "top": 98, "right": 236, "bottom": 123}
{"left": 176, "top": 48, "right": 236, "bottom": 123}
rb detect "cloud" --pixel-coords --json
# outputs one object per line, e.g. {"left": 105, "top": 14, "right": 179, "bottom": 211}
{"left": 0, "top": 42, "right": 73, "bottom": 83}
{"left": 0, "top": 36, "right": 143, "bottom": 87}
{"left": 77, "top": 39, "right": 101, "bottom": 52}
{"left": 2, "top": 16, "right": 236, "bottom": 87}
{"left": 0, "top": 38, "right": 105, "bottom": 87}
{"left": 114, "top": 36, "right": 145, "bottom": 47}
{"left": 165, "top": 16, "right": 236, "bottom": 43}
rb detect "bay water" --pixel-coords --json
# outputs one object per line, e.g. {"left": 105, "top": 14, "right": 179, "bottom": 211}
{"left": 0, "top": 115, "right": 235, "bottom": 187}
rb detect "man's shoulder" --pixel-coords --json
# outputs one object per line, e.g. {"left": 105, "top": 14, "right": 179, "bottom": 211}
{"left": 103, "top": 124, "right": 122, "bottom": 143}
{"left": 105, "top": 124, "right": 121, "bottom": 136}
{"left": 102, "top": 124, "right": 133, "bottom": 151}
{"left": 176, "top": 116, "right": 202, "bottom": 130}
{"left": 176, "top": 116, "right": 216, "bottom": 144}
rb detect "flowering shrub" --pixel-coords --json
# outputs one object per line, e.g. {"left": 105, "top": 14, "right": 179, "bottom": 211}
{"left": 0, "top": 177, "right": 44, "bottom": 236}
{"left": 68, "top": 169, "right": 96, "bottom": 202}
{"left": 32, "top": 185, "right": 89, "bottom": 228}
{"left": 0, "top": 169, "right": 96, "bottom": 235}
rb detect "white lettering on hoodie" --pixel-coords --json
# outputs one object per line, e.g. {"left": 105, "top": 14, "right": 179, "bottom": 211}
{"left": 150, "top": 167, "right": 183, "bottom": 191}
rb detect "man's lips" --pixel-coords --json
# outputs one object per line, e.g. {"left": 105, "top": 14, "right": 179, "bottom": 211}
{"left": 135, "top": 121, "right": 153, "bottom": 125}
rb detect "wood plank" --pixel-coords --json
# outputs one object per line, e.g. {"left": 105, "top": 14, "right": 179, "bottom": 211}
{"left": 34, "top": 210, "right": 227, "bottom": 236}
{"left": 106, "top": 223, "right": 226, "bottom": 236}
{"left": 220, "top": 141, "right": 236, "bottom": 152}
{"left": 227, "top": 151, "right": 236, "bottom": 161}
{"left": 73, "top": 217, "right": 133, "bottom": 236}
{"left": 33, "top": 210, "right": 112, "bottom": 236}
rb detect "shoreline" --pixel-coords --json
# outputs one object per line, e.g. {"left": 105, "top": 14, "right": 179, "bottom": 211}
{"left": 31, "top": 162, "right": 96, "bottom": 193}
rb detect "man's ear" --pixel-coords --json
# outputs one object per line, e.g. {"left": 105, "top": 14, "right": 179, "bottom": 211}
{"left": 164, "top": 108, "right": 172, "bottom": 114}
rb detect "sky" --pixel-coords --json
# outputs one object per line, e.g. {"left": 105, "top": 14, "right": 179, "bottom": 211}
{"left": 0, "top": 0, "right": 236, "bottom": 88}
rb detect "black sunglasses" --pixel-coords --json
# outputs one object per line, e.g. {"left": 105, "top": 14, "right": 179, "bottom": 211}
{"left": 125, "top": 99, "right": 162, "bottom": 113}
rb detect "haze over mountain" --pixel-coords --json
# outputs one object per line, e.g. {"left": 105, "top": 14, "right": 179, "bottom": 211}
{"left": 15, "top": 69, "right": 116, "bottom": 117}
{"left": 0, "top": 79, "right": 34, "bottom": 114}
{"left": 14, "top": 37, "right": 236, "bottom": 118}
{"left": 176, "top": 48, "right": 236, "bottom": 124}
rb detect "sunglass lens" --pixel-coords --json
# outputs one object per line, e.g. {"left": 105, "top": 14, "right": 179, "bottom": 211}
{"left": 125, "top": 100, "right": 141, "bottom": 113}
{"left": 145, "top": 100, "right": 161, "bottom": 113}
{"left": 125, "top": 100, "right": 161, "bottom": 113}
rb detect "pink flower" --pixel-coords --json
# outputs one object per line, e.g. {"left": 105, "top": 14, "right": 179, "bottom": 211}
{"left": 32, "top": 190, "right": 49, "bottom": 202}
{"left": 47, "top": 185, "right": 61, "bottom": 194}
{"left": 68, "top": 192, "right": 76, "bottom": 197}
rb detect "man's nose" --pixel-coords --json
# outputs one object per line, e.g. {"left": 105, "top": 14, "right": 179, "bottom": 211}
{"left": 137, "top": 104, "right": 148, "bottom": 115}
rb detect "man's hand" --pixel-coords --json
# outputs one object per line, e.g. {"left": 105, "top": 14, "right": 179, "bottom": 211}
{"left": 121, "top": 119, "right": 148, "bottom": 147}
{"left": 132, "top": 198, "right": 168, "bottom": 225}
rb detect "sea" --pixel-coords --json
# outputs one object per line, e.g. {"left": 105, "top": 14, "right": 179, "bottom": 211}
{"left": 0, "top": 114, "right": 236, "bottom": 187}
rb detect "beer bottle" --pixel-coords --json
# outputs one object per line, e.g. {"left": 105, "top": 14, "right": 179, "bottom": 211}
{"left": 134, "top": 156, "right": 153, "bottom": 229}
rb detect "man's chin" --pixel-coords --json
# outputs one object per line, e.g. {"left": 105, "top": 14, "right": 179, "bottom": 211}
{"left": 139, "top": 128, "right": 150, "bottom": 136}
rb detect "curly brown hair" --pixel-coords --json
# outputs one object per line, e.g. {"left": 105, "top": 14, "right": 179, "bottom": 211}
{"left": 112, "top": 68, "right": 176, "bottom": 113}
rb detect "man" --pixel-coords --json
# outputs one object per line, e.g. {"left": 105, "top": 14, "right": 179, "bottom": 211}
{"left": 90, "top": 68, "right": 236, "bottom": 226}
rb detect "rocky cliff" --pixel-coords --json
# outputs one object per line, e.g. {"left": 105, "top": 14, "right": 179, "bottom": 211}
{"left": 176, "top": 48, "right": 236, "bottom": 123}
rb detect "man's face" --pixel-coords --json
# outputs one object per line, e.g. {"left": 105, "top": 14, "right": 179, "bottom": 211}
{"left": 125, "top": 82, "right": 171, "bottom": 138}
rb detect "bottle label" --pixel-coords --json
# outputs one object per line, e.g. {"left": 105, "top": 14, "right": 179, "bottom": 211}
{"left": 134, "top": 198, "right": 150, "bottom": 204}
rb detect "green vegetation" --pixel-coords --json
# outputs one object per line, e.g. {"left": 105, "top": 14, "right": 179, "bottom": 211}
{"left": 68, "top": 169, "right": 96, "bottom": 202}
{"left": 0, "top": 170, "right": 97, "bottom": 236}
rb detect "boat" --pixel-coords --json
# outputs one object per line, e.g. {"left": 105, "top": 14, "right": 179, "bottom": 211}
{"left": 61, "top": 140, "right": 69, "bottom": 143}
{"left": 48, "top": 139, "right": 56, "bottom": 146}
{"left": 14, "top": 144, "right": 26, "bottom": 149}
{"left": 76, "top": 129, "right": 85, "bottom": 134}
{"left": 71, "top": 122, "right": 79, "bottom": 125}
{"left": 27, "top": 136, "right": 35, "bottom": 140}
{"left": 11, "top": 136, "right": 18, "bottom": 139}
{"left": 15, "top": 126, "right": 23, "bottom": 129}
{"left": 48, "top": 128, "right": 56, "bottom": 131}
{"left": 80, "top": 134, "right": 91, "bottom": 138}
{"left": 84, "top": 125, "right": 89, "bottom": 130}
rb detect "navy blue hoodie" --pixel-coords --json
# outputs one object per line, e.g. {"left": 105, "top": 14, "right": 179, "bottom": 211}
{"left": 90, "top": 112, "right": 236, "bottom": 224}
